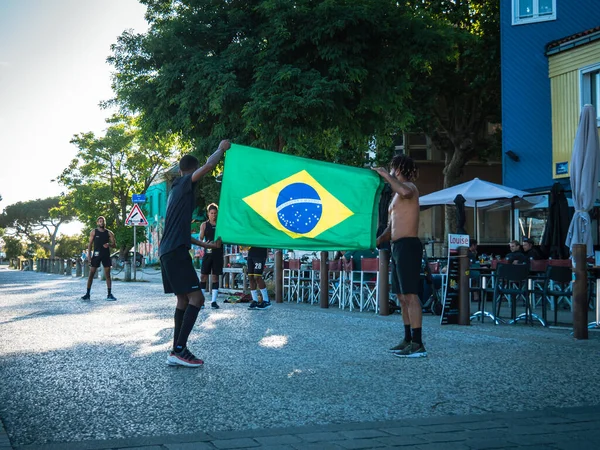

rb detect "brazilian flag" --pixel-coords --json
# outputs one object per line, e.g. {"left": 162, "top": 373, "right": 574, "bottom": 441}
{"left": 216, "top": 144, "right": 385, "bottom": 250}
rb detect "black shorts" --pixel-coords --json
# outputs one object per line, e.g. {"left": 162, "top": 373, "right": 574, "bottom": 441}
{"left": 91, "top": 252, "right": 111, "bottom": 268}
{"left": 160, "top": 246, "right": 201, "bottom": 295}
{"left": 391, "top": 237, "right": 423, "bottom": 295}
{"left": 201, "top": 251, "right": 223, "bottom": 275}
{"left": 247, "top": 256, "right": 266, "bottom": 276}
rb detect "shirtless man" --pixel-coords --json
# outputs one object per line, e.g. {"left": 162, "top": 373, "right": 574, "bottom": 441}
{"left": 373, "top": 154, "right": 426, "bottom": 358}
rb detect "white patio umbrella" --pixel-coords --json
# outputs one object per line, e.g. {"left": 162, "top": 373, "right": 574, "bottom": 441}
{"left": 565, "top": 104, "right": 600, "bottom": 257}
{"left": 419, "top": 178, "right": 541, "bottom": 207}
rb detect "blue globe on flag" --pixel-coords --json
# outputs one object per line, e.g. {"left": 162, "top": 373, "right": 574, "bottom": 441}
{"left": 276, "top": 183, "right": 322, "bottom": 234}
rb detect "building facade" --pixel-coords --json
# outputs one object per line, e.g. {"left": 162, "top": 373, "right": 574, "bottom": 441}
{"left": 501, "top": 0, "right": 600, "bottom": 191}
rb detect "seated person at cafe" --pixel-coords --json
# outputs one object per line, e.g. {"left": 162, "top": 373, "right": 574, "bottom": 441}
{"left": 467, "top": 239, "right": 478, "bottom": 263}
{"left": 506, "top": 240, "right": 528, "bottom": 264}
{"left": 522, "top": 237, "right": 543, "bottom": 260}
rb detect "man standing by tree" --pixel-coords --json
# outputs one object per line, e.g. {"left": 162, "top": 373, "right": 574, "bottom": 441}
{"left": 81, "top": 216, "right": 117, "bottom": 301}
{"left": 374, "top": 154, "right": 426, "bottom": 358}
{"left": 163, "top": 140, "right": 230, "bottom": 368}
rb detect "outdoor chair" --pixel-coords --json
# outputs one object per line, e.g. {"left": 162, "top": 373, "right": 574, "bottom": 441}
{"left": 339, "top": 258, "right": 356, "bottom": 311}
{"left": 283, "top": 259, "right": 300, "bottom": 302}
{"left": 359, "top": 257, "right": 379, "bottom": 313}
{"left": 543, "top": 265, "right": 573, "bottom": 326}
{"left": 309, "top": 259, "right": 322, "bottom": 305}
{"left": 529, "top": 259, "right": 549, "bottom": 308}
{"left": 327, "top": 260, "right": 343, "bottom": 306}
{"left": 469, "top": 266, "right": 482, "bottom": 303}
{"left": 483, "top": 262, "right": 529, "bottom": 323}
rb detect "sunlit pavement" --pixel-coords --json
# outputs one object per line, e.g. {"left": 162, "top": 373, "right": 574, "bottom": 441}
{"left": 1, "top": 265, "right": 600, "bottom": 450}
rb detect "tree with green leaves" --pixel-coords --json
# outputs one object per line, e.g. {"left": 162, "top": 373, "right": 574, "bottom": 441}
{"left": 2, "top": 236, "right": 25, "bottom": 260}
{"left": 55, "top": 234, "right": 87, "bottom": 260}
{"left": 108, "top": 0, "right": 450, "bottom": 166}
{"left": 405, "top": 0, "right": 501, "bottom": 234}
{"left": 0, "top": 197, "right": 75, "bottom": 258}
{"left": 57, "top": 114, "right": 181, "bottom": 257}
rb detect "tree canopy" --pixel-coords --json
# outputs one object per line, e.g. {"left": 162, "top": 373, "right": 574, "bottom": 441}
{"left": 406, "top": 0, "right": 501, "bottom": 183}
{"left": 0, "top": 197, "right": 75, "bottom": 258}
{"left": 57, "top": 114, "right": 180, "bottom": 255}
{"left": 403, "top": 0, "right": 501, "bottom": 235}
{"left": 108, "top": 0, "right": 450, "bottom": 164}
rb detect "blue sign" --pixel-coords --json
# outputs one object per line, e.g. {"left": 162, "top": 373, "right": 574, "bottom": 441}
{"left": 555, "top": 162, "right": 568, "bottom": 176}
{"left": 132, "top": 194, "right": 146, "bottom": 203}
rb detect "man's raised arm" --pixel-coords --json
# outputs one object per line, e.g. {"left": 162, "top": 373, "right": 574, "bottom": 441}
{"left": 192, "top": 140, "right": 231, "bottom": 183}
{"left": 371, "top": 167, "right": 416, "bottom": 199}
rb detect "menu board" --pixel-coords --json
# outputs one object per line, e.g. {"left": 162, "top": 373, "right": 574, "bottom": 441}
{"left": 440, "top": 255, "right": 460, "bottom": 325}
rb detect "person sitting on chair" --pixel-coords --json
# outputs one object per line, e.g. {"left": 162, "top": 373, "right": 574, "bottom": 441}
{"left": 506, "top": 240, "right": 528, "bottom": 264}
{"left": 467, "top": 239, "right": 479, "bottom": 264}
{"left": 522, "top": 237, "right": 543, "bottom": 260}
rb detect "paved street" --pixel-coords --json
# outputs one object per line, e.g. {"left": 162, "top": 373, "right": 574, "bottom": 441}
{"left": 1, "top": 265, "right": 600, "bottom": 449}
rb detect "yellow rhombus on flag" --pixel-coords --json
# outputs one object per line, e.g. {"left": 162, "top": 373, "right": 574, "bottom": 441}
{"left": 215, "top": 144, "right": 384, "bottom": 251}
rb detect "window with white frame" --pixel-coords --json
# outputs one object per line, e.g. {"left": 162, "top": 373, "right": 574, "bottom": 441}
{"left": 581, "top": 64, "right": 600, "bottom": 126}
{"left": 512, "top": 0, "right": 556, "bottom": 25}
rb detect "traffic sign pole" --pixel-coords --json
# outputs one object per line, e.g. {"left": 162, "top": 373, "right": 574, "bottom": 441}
{"left": 133, "top": 225, "right": 137, "bottom": 281}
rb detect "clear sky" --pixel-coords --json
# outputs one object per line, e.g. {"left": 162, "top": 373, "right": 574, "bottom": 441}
{"left": 0, "top": 0, "right": 148, "bottom": 234}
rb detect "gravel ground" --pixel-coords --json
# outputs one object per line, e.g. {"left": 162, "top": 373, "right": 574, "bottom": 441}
{"left": 1, "top": 266, "right": 599, "bottom": 447}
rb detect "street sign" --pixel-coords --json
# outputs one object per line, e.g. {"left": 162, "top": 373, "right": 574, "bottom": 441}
{"left": 125, "top": 204, "right": 148, "bottom": 226}
{"left": 132, "top": 194, "right": 146, "bottom": 203}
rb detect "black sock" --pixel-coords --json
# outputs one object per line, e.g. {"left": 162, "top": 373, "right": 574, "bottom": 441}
{"left": 108, "top": 288, "right": 112, "bottom": 295}
{"left": 412, "top": 328, "right": 422, "bottom": 345}
{"left": 174, "top": 304, "right": 200, "bottom": 352}
{"left": 404, "top": 325, "right": 412, "bottom": 342}
{"left": 173, "top": 308, "right": 185, "bottom": 351}
{"left": 86, "top": 288, "right": 91, "bottom": 296}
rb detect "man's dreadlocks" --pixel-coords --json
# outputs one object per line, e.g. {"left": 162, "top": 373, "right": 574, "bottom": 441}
{"left": 390, "top": 154, "right": 418, "bottom": 182}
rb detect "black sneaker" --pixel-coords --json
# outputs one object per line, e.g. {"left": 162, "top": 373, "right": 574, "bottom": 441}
{"left": 389, "top": 340, "right": 411, "bottom": 353}
{"left": 395, "top": 342, "right": 427, "bottom": 358}
{"left": 81, "top": 293, "right": 90, "bottom": 301}
{"left": 256, "top": 301, "right": 272, "bottom": 310}
{"left": 106, "top": 293, "right": 117, "bottom": 301}
{"left": 167, "top": 347, "right": 204, "bottom": 367}
{"left": 211, "top": 301, "right": 219, "bottom": 309}
{"left": 248, "top": 300, "right": 259, "bottom": 310}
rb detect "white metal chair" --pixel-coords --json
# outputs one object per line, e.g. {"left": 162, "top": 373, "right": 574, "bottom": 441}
{"left": 283, "top": 259, "right": 301, "bottom": 302}
{"left": 359, "top": 257, "right": 379, "bottom": 313}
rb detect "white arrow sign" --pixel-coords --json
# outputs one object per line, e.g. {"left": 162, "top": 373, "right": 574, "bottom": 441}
{"left": 125, "top": 204, "right": 148, "bottom": 226}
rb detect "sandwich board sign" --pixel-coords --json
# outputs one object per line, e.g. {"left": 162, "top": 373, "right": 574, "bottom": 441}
{"left": 125, "top": 204, "right": 148, "bottom": 226}
{"left": 440, "top": 234, "right": 470, "bottom": 325}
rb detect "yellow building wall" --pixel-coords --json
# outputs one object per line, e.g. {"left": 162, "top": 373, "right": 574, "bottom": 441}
{"left": 549, "top": 41, "right": 600, "bottom": 179}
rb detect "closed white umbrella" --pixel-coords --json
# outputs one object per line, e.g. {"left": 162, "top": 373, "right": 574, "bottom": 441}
{"left": 565, "top": 104, "right": 600, "bottom": 257}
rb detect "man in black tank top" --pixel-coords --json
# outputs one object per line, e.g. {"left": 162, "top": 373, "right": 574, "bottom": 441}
{"left": 199, "top": 203, "right": 224, "bottom": 309}
{"left": 81, "top": 216, "right": 117, "bottom": 301}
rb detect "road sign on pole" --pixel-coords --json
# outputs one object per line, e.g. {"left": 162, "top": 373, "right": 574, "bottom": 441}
{"left": 125, "top": 204, "right": 148, "bottom": 226}
{"left": 132, "top": 194, "right": 146, "bottom": 203}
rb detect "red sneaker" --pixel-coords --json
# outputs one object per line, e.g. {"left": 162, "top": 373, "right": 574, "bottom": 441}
{"left": 168, "top": 347, "right": 204, "bottom": 367}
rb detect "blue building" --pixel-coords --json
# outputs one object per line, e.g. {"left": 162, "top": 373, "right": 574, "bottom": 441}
{"left": 501, "top": 0, "right": 600, "bottom": 192}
